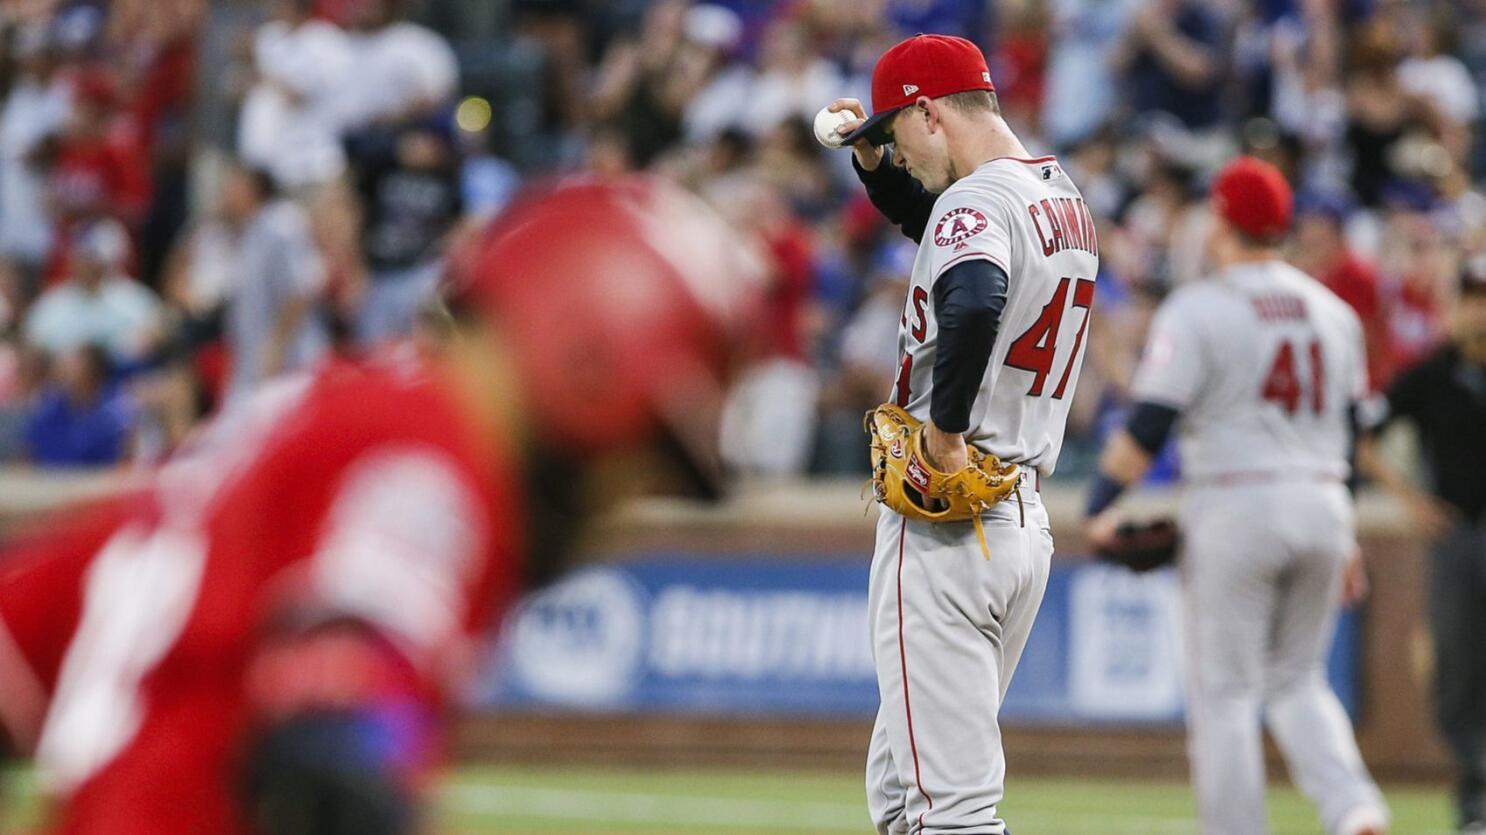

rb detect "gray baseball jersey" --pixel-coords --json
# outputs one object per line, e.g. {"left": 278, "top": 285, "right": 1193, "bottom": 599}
{"left": 894, "top": 156, "right": 1099, "bottom": 476}
{"left": 1131, "top": 260, "right": 1367, "bottom": 481}
{"left": 1130, "top": 259, "right": 1388, "bottom": 835}
{"left": 868, "top": 156, "right": 1098, "bottom": 835}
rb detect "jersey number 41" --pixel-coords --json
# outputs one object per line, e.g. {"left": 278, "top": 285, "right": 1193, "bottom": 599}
{"left": 1262, "top": 338, "right": 1325, "bottom": 416}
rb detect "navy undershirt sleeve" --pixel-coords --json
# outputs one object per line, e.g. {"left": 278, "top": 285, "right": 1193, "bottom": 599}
{"left": 1125, "top": 401, "right": 1180, "bottom": 456}
{"left": 930, "top": 259, "right": 1009, "bottom": 434}
{"left": 852, "top": 150, "right": 938, "bottom": 244}
{"left": 1085, "top": 473, "right": 1126, "bottom": 517}
{"left": 1085, "top": 400, "right": 1180, "bottom": 517}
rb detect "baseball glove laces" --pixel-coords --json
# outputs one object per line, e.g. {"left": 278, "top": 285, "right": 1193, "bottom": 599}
{"left": 863, "top": 403, "right": 1020, "bottom": 560}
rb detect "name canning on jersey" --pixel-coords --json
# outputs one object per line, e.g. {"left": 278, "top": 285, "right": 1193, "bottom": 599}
{"left": 1251, "top": 294, "right": 1308, "bottom": 322}
{"left": 1027, "top": 197, "right": 1098, "bottom": 258}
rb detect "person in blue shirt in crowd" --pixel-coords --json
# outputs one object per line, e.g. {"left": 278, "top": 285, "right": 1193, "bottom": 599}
{"left": 24, "top": 343, "right": 134, "bottom": 468}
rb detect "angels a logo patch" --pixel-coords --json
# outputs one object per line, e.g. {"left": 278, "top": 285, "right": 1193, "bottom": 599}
{"left": 934, "top": 207, "right": 989, "bottom": 247}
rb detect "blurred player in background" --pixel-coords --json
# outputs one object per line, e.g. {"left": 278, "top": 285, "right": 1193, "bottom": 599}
{"left": 1085, "top": 157, "right": 1388, "bottom": 835}
{"left": 0, "top": 176, "right": 760, "bottom": 835}
{"left": 1360, "top": 273, "right": 1486, "bottom": 834}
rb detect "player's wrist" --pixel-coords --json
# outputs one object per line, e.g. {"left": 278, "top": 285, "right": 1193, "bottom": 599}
{"left": 1085, "top": 471, "right": 1128, "bottom": 518}
{"left": 851, "top": 146, "right": 886, "bottom": 173}
{"left": 922, "top": 422, "right": 968, "bottom": 470}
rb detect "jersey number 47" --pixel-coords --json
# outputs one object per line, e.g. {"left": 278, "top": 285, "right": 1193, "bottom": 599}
{"left": 1003, "top": 276, "right": 1095, "bottom": 399}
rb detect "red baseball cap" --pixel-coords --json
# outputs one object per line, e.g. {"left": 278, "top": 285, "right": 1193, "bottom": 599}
{"left": 1211, "top": 156, "right": 1293, "bottom": 241}
{"left": 841, "top": 34, "right": 995, "bottom": 147}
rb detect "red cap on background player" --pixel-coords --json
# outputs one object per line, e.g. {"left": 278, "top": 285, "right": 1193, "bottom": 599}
{"left": 841, "top": 34, "right": 995, "bottom": 147}
{"left": 1211, "top": 156, "right": 1293, "bottom": 242}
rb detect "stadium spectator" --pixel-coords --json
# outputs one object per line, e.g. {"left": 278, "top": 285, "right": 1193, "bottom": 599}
{"left": 1113, "top": 0, "right": 1228, "bottom": 132}
{"left": 1379, "top": 202, "right": 1457, "bottom": 375}
{"left": 0, "top": 24, "right": 69, "bottom": 284}
{"left": 1344, "top": 22, "right": 1420, "bottom": 208}
{"left": 885, "top": 0, "right": 988, "bottom": 44}
{"left": 1398, "top": 11, "right": 1478, "bottom": 166}
{"left": 992, "top": 2, "right": 1049, "bottom": 136}
{"left": 237, "top": 0, "right": 354, "bottom": 190}
{"left": 336, "top": 0, "right": 458, "bottom": 132}
{"left": 111, "top": 0, "right": 202, "bottom": 287}
{"left": 1362, "top": 274, "right": 1486, "bottom": 833}
{"left": 24, "top": 219, "right": 161, "bottom": 368}
{"left": 752, "top": 116, "right": 838, "bottom": 221}
{"left": 1291, "top": 192, "right": 1393, "bottom": 389}
{"left": 1265, "top": 0, "right": 1345, "bottom": 150}
{"left": 22, "top": 343, "right": 135, "bottom": 468}
{"left": 306, "top": 174, "right": 372, "bottom": 335}
{"left": 0, "top": 344, "right": 33, "bottom": 462}
{"left": 354, "top": 121, "right": 463, "bottom": 345}
{"left": 45, "top": 73, "right": 152, "bottom": 239}
{"left": 678, "top": 4, "right": 752, "bottom": 144}
{"left": 1041, "top": 0, "right": 1135, "bottom": 150}
{"left": 737, "top": 18, "right": 844, "bottom": 139}
{"left": 714, "top": 178, "right": 819, "bottom": 476}
{"left": 218, "top": 163, "right": 327, "bottom": 406}
{"left": 814, "top": 239, "right": 911, "bottom": 472}
{"left": 591, "top": 0, "right": 691, "bottom": 166}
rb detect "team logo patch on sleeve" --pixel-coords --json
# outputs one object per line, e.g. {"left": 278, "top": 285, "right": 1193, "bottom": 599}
{"left": 934, "top": 207, "right": 989, "bottom": 247}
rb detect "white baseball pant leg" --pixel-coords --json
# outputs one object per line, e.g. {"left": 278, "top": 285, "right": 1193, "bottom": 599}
{"left": 865, "top": 490, "right": 1052, "bottom": 835}
{"left": 1181, "top": 481, "right": 1387, "bottom": 835}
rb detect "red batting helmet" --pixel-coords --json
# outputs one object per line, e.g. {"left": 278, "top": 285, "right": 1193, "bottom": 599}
{"left": 444, "top": 175, "right": 764, "bottom": 467}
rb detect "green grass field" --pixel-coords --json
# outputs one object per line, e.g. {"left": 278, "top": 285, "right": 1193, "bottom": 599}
{"left": 3, "top": 764, "right": 1455, "bottom": 834}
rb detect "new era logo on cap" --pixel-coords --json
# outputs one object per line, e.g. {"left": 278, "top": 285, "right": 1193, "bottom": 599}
{"left": 841, "top": 34, "right": 997, "bottom": 147}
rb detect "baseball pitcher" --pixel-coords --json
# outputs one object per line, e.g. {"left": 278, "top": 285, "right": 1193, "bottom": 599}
{"left": 1084, "top": 157, "right": 1390, "bottom": 835}
{"left": 829, "top": 34, "right": 1099, "bottom": 834}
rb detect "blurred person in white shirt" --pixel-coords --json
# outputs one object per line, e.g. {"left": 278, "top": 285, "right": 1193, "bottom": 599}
{"left": 1397, "top": 12, "right": 1478, "bottom": 164}
{"left": 335, "top": 0, "right": 458, "bottom": 132}
{"left": 237, "top": 0, "right": 354, "bottom": 190}
{"left": 219, "top": 163, "right": 328, "bottom": 406}
{"left": 0, "top": 24, "right": 71, "bottom": 281}
{"left": 24, "top": 219, "right": 162, "bottom": 368}
{"left": 678, "top": 4, "right": 754, "bottom": 143}
{"left": 738, "top": 18, "right": 844, "bottom": 139}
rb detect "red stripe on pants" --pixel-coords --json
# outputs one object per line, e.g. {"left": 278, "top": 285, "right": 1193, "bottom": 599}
{"left": 895, "top": 517, "right": 933, "bottom": 828}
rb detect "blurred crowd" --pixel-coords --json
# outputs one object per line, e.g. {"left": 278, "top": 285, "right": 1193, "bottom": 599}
{"left": 0, "top": 0, "right": 1482, "bottom": 478}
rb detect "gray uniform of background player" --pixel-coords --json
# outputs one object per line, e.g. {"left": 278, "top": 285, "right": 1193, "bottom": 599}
{"left": 1130, "top": 260, "right": 1387, "bottom": 834}
{"left": 868, "top": 157, "right": 1098, "bottom": 834}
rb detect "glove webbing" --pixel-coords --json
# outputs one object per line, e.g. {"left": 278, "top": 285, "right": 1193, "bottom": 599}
{"left": 861, "top": 474, "right": 996, "bottom": 560}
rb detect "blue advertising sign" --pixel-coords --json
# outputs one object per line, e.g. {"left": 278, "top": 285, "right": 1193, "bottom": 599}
{"left": 476, "top": 556, "right": 1360, "bottom": 724}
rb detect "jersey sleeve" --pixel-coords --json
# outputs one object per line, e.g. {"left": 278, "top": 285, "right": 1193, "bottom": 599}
{"left": 0, "top": 499, "right": 133, "bottom": 750}
{"left": 925, "top": 193, "right": 1013, "bottom": 283}
{"left": 1344, "top": 312, "right": 1369, "bottom": 404}
{"left": 308, "top": 446, "right": 488, "bottom": 673}
{"left": 1130, "top": 296, "right": 1207, "bottom": 410}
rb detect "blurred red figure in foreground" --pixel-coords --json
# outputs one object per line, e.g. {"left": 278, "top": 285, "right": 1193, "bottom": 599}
{"left": 0, "top": 176, "right": 760, "bottom": 835}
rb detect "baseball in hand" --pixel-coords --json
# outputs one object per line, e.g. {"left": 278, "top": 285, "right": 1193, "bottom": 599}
{"left": 813, "top": 105, "right": 856, "bottom": 149}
